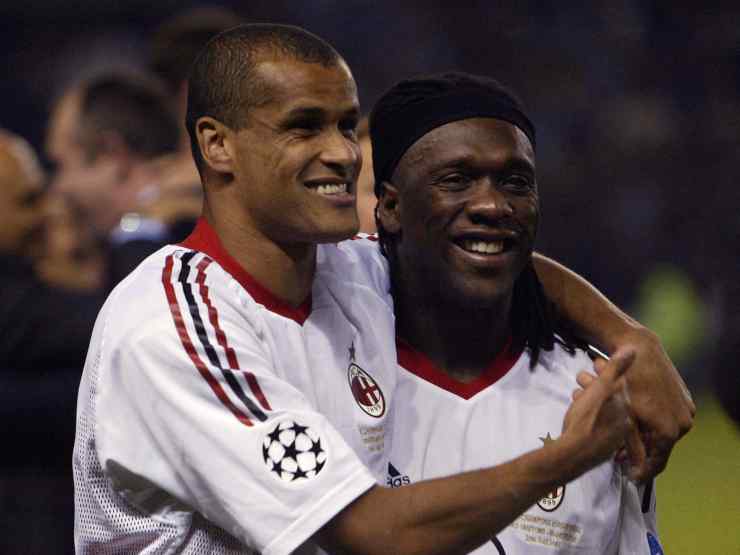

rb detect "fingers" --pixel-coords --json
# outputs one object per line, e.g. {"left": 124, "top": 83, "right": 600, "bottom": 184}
{"left": 632, "top": 432, "right": 671, "bottom": 482}
{"left": 623, "top": 414, "right": 646, "bottom": 481}
{"left": 576, "top": 371, "right": 596, "bottom": 389}
{"left": 593, "top": 356, "right": 607, "bottom": 375}
{"left": 597, "top": 347, "right": 636, "bottom": 384}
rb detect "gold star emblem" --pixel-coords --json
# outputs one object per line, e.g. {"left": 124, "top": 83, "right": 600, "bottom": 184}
{"left": 539, "top": 432, "right": 556, "bottom": 445}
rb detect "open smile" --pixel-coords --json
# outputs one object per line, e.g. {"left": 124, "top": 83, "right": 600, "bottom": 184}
{"left": 449, "top": 234, "right": 519, "bottom": 269}
{"left": 304, "top": 179, "right": 355, "bottom": 206}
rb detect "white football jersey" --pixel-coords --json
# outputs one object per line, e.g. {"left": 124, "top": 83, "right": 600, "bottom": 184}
{"left": 387, "top": 337, "right": 661, "bottom": 554}
{"left": 73, "top": 220, "right": 398, "bottom": 554}
{"left": 340, "top": 237, "right": 662, "bottom": 554}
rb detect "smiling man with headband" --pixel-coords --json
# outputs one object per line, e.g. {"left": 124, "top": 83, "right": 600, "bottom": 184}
{"left": 365, "top": 71, "right": 665, "bottom": 553}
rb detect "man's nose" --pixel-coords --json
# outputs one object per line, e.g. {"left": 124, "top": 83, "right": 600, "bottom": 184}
{"left": 466, "top": 179, "right": 514, "bottom": 223}
{"left": 319, "top": 130, "right": 360, "bottom": 172}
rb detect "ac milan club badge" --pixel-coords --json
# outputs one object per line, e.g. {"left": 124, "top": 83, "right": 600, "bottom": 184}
{"left": 537, "top": 484, "right": 566, "bottom": 512}
{"left": 348, "top": 363, "right": 385, "bottom": 417}
{"left": 537, "top": 432, "right": 566, "bottom": 511}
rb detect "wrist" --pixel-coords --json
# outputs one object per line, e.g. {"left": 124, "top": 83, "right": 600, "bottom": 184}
{"left": 535, "top": 435, "right": 585, "bottom": 488}
{"left": 603, "top": 320, "right": 654, "bottom": 353}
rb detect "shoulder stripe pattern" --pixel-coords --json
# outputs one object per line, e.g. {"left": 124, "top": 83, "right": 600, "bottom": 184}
{"left": 192, "top": 255, "right": 272, "bottom": 413}
{"left": 162, "top": 251, "right": 271, "bottom": 427}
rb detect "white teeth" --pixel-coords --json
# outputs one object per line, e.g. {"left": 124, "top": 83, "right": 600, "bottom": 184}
{"left": 315, "top": 183, "right": 347, "bottom": 195}
{"left": 463, "top": 240, "right": 504, "bottom": 254}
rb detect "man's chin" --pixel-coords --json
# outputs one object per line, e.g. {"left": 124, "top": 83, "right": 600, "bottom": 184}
{"left": 442, "top": 278, "right": 515, "bottom": 312}
{"left": 313, "top": 218, "right": 359, "bottom": 244}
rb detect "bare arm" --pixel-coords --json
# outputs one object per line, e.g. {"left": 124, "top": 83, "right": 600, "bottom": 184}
{"left": 531, "top": 252, "right": 695, "bottom": 480}
{"left": 317, "top": 350, "right": 635, "bottom": 555}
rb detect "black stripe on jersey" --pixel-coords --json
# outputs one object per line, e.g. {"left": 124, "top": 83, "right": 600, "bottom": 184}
{"left": 178, "top": 251, "right": 268, "bottom": 422}
{"left": 642, "top": 478, "right": 654, "bottom": 513}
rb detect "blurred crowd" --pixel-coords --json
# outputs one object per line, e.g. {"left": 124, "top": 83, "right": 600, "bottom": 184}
{"left": 0, "top": 2, "right": 737, "bottom": 553}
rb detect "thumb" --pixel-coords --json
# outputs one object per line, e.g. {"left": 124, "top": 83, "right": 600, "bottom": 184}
{"left": 599, "top": 347, "right": 637, "bottom": 384}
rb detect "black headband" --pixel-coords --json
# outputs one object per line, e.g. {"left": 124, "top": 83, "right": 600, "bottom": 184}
{"left": 371, "top": 89, "right": 536, "bottom": 190}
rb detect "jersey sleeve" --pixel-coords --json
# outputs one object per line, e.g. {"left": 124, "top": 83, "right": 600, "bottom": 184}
{"left": 94, "top": 251, "right": 375, "bottom": 555}
{"left": 617, "top": 477, "right": 663, "bottom": 554}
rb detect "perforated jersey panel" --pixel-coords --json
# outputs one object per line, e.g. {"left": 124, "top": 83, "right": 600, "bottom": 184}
{"left": 73, "top": 339, "right": 252, "bottom": 554}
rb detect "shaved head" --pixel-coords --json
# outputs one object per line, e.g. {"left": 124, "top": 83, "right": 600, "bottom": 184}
{"left": 0, "top": 131, "right": 45, "bottom": 255}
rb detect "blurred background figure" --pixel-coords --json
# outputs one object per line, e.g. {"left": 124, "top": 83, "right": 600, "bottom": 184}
{"left": 46, "top": 71, "right": 185, "bottom": 287}
{"left": 0, "top": 130, "right": 103, "bottom": 555}
{"left": 35, "top": 193, "right": 104, "bottom": 292}
{"left": 0, "top": 130, "right": 101, "bottom": 370}
{"left": 0, "top": 130, "right": 45, "bottom": 261}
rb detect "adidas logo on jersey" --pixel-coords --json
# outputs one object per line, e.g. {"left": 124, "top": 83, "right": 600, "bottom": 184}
{"left": 386, "top": 462, "right": 410, "bottom": 488}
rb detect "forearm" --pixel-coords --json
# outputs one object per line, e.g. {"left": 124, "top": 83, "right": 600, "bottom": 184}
{"left": 319, "top": 440, "right": 582, "bottom": 555}
{"left": 532, "top": 253, "right": 695, "bottom": 481}
{"left": 532, "top": 252, "right": 646, "bottom": 351}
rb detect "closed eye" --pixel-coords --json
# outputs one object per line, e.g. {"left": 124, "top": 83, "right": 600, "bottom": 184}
{"left": 501, "top": 174, "right": 535, "bottom": 193}
{"left": 288, "top": 117, "right": 322, "bottom": 134}
{"left": 437, "top": 173, "right": 472, "bottom": 189}
{"left": 339, "top": 116, "right": 359, "bottom": 138}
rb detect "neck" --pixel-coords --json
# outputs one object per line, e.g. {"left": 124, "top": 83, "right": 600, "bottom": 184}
{"left": 394, "top": 279, "right": 512, "bottom": 383}
{"left": 203, "top": 201, "right": 316, "bottom": 308}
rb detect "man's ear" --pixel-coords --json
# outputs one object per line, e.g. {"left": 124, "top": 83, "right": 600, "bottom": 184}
{"left": 196, "top": 116, "right": 234, "bottom": 175}
{"left": 377, "top": 181, "right": 401, "bottom": 233}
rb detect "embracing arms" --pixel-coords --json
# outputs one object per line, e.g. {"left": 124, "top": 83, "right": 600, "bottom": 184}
{"left": 532, "top": 252, "right": 695, "bottom": 480}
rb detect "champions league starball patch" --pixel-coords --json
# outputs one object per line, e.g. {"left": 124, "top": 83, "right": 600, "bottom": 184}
{"left": 262, "top": 420, "right": 326, "bottom": 482}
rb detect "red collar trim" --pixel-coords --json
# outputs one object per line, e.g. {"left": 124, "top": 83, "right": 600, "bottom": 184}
{"left": 180, "top": 218, "right": 311, "bottom": 325}
{"left": 396, "top": 336, "right": 523, "bottom": 400}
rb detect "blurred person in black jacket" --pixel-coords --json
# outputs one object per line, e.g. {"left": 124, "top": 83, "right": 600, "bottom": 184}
{"left": 0, "top": 130, "right": 102, "bottom": 371}
{"left": 46, "top": 71, "right": 186, "bottom": 288}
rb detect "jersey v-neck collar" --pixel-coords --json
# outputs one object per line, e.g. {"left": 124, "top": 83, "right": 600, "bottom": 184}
{"left": 396, "top": 336, "right": 524, "bottom": 400}
{"left": 180, "top": 217, "right": 312, "bottom": 325}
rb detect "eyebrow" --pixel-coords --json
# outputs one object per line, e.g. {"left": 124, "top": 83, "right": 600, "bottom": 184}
{"left": 282, "top": 104, "right": 360, "bottom": 123}
{"left": 428, "top": 155, "right": 535, "bottom": 176}
{"left": 282, "top": 107, "right": 325, "bottom": 121}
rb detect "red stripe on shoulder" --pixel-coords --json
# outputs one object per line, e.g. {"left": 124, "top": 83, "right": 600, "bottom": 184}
{"left": 162, "top": 253, "right": 253, "bottom": 427}
{"left": 194, "top": 257, "right": 272, "bottom": 411}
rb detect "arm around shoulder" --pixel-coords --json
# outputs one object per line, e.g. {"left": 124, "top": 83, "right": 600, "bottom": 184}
{"left": 531, "top": 252, "right": 695, "bottom": 481}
